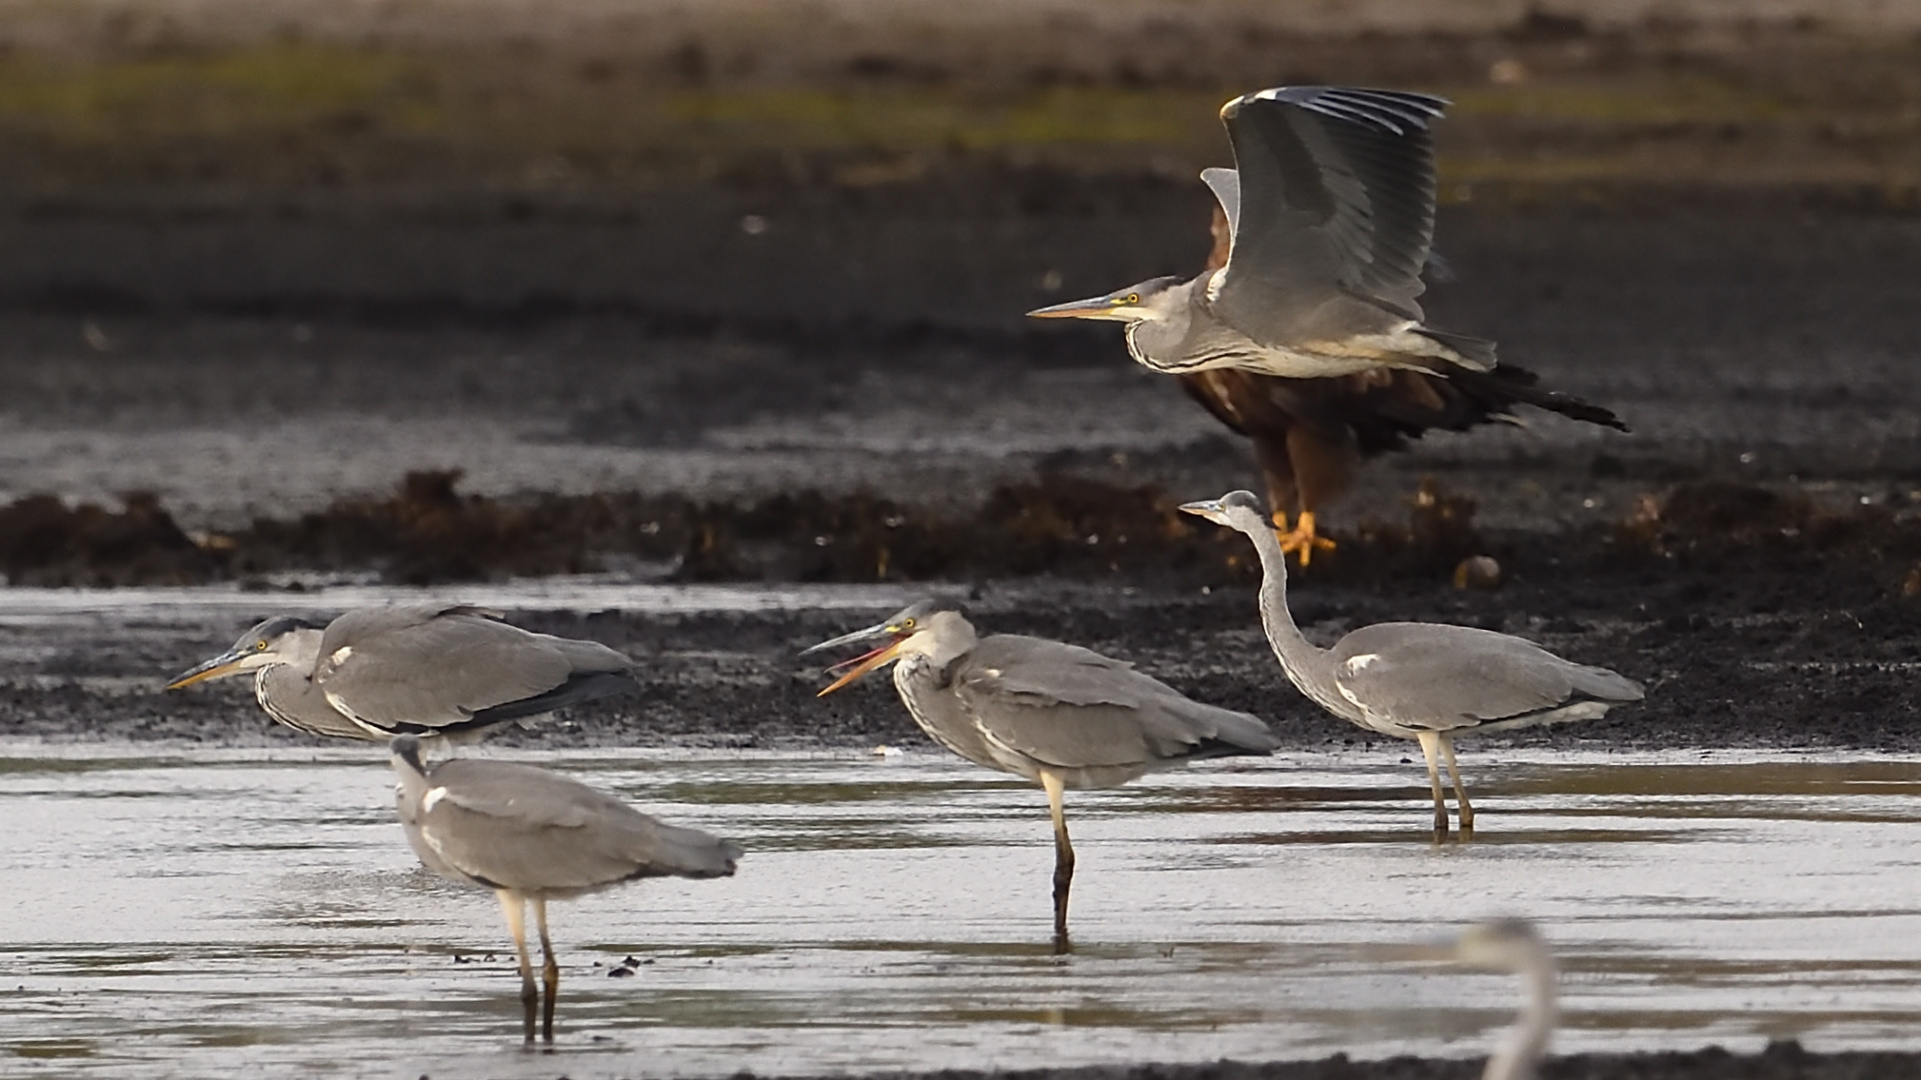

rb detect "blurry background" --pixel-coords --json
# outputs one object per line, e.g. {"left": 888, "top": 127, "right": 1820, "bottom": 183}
{"left": 0, "top": 0, "right": 1918, "bottom": 586}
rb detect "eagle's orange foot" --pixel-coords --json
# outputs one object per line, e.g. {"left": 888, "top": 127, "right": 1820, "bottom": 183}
{"left": 1272, "top": 511, "right": 1337, "bottom": 567}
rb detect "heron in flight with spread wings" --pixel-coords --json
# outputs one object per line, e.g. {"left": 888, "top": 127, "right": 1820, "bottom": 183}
{"left": 804, "top": 600, "right": 1279, "bottom": 952}
{"left": 165, "top": 604, "right": 640, "bottom": 742}
{"left": 1175, "top": 172, "right": 1626, "bottom": 563}
{"left": 1029, "top": 86, "right": 1497, "bottom": 379}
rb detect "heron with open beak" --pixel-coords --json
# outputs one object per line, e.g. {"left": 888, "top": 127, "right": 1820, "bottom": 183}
{"left": 805, "top": 599, "right": 1279, "bottom": 952}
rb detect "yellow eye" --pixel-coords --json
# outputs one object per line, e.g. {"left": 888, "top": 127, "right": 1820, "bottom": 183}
{"left": 1125, "top": 293, "right": 1140, "bottom": 304}
{"left": 254, "top": 641, "right": 268, "bottom": 651}
{"left": 901, "top": 618, "right": 916, "bottom": 630}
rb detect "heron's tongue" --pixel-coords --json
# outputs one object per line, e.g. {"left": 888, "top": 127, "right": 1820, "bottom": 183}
{"left": 817, "top": 638, "right": 905, "bottom": 696}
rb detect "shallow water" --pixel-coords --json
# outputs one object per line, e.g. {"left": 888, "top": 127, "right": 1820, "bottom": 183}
{"left": 4, "top": 746, "right": 1921, "bottom": 1078}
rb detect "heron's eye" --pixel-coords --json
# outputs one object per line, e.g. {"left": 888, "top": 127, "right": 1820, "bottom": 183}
{"left": 254, "top": 640, "right": 268, "bottom": 651}
{"left": 1122, "top": 293, "right": 1140, "bottom": 305}
{"left": 901, "top": 618, "right": 916, "bottom": 630}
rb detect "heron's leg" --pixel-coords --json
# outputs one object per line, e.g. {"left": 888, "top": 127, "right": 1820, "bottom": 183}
{"left": 1415, "top": 732, "right": 1450, "bottom": 840}
{"left": 1041, "top": 770, "right": 1074, "bottom": 954}
{"left": 1439, "top": 735, "right": 1474, "bottom": 837}
{"left": 532, "top": 896, "right": 559, "bottom": 1043}
{"left": 498, "top": 890, "right": 538, "bottom": 1044}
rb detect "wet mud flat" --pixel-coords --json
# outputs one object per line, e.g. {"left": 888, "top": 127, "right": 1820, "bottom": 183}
{"left": 7, "top": 747, "right": 1921, "bottom": 1079}
{"left": 4, "top": 8, "right": 1921, "bottom": 1078}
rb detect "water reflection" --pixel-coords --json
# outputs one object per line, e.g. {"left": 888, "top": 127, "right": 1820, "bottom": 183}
{"left": 2, "top": 748, "right": 1920, "bottom": 1077}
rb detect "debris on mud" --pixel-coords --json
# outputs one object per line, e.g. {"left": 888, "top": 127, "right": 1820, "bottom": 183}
{"left": 0, "top": 491, "right": 216, "bottom": 587}
{"left": 1612, "top": 480, "right": 1921, "bottom": 579}
{"left": 0, "top": 471, "right": 1497, "bottom": 588}
{"left": 11, "top": 473, "right": 1921, "bottom": 594}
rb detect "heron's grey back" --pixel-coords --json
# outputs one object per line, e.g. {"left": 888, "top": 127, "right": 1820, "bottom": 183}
{"left": 318, "top": 604, "right": 635, "bottom": 734}
{"left": 402, "top": 757, "right": 739, "bottom": 894}
{"left": 951, "top": 634, "right": 1278, "bottom": 786}
{"left": 1331, "top": 622, "right": 1642, "bottom": 733}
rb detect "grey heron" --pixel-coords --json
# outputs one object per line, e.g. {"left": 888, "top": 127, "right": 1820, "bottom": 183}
{"left": 165, "top": 604, "right": 640, "bottom": 742}
{"left": 390, "top": 734, "right": 740, "bottom": 1043}
{"left": 804, "top": 600, "right": 1280, "bottom": 951}
{"left": 1401, "top": 918, "right": 1556, "bottom": 1080}
{"left": 1182, "top": 491, "right": 1642, "bottom": 838}
{"left": 1028, "top": 87, "right": 1517, "bottom": 384}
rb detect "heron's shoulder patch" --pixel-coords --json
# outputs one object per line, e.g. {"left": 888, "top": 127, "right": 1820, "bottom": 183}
{"left": 422, "top": 786, "right": 448, "bottom": 813}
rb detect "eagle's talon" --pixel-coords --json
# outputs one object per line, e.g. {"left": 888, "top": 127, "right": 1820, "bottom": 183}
{"left": 1272, "top": 511, "right": 1337, "bottom": 566}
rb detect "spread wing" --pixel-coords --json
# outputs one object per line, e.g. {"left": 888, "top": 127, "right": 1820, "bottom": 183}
{"left": 950, "top": 635, "right": 1277, "bottom": 772}
{"left": 1332, "top": 623, "right": 1642, "bottom": 733}
{"left": 1211, "top": 86, "right": 1447, "bottom": 343}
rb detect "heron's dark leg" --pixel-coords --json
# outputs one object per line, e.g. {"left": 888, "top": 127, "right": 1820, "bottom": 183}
{"left": 1041, "top": 771, "right": 1074, "bottom": 954}
{"left": 532, "top": 896, "right": 559, "bottom": 1043}
{"left": 1415, "top": 732, "right": 1450, "bottom": 840}
{"left": 1439, "top": 736, "right": 1474, "bottom": 837}
{"left": 497, "top": 890, "right": 538, "bottom": 1044}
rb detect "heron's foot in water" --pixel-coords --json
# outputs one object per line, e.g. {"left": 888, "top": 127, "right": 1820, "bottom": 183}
{"left": 1273, "top": 511, "right": 1337, "bottom": 566}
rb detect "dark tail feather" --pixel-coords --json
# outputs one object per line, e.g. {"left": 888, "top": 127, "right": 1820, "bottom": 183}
{"left": 1452, "top": 366, "right": 1629, "bottom": 432}
{"left": 1414, "top": 328, "right": 1498, "bottom": 371}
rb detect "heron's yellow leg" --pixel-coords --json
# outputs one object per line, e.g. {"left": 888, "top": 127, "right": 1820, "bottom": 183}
{"left": 498, "top": 890, "right": 538, "bottom": 1044}
{"left": 1273, "top": 511, "right": 1337, "bottom": 566}
{"left": 532, "top": 896, "right": 559, "bottom": 1044}
{"left": 1041, "top": 770, "right": 1074, "bottom": 954}
{"left": 1415, "top": 732, "right": 1450, "bottom": 840}
{"left": 1440, "top": 736, "right": 1474, "bottom": 837}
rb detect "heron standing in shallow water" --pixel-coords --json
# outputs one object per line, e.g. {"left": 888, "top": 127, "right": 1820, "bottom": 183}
{"left": 1183, "top": 492, "right": 1642, "bottom": 838}
{"left": 391, "top": 734, "right": 740, "bottom": 1044}
{"left": 805, "top": 600, "right": 1279, "bottom": 952}
{"left": 165, "top": 604, "right": 641, "bottom": 743}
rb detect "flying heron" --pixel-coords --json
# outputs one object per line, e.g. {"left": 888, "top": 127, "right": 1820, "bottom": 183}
{"left": 1182, "top": 491, "right": 1642, "bottom": 838}
{"left": 165, "top": 604, "right": 641, "bottom": 742}
{"left": 390, "top": 734, "right": 740, "bottom": 1043}
{"left": 1029, "top": 85, "right": 1495, "bottom": 381}
{"left": 1176, "top": 179, "right": 1626, "bottom": 564}
{"left": 804, "top": 599, "right": 1280, "bottom": 952}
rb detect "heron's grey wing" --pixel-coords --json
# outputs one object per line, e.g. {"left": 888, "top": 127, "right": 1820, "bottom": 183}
{"left": 953, "top": 635, "right": 1278, "bottom": 773}
{"left": 1201, "top": 166, "right": 1241, "bottom": 238}
{"left": 417, "top": 759, "right": 739, "bottom": 890}
{"left": 1331, "top": 623, "right": 1643, "bottom": 732}
{"left": 319, "top": 613, "right": 608, "bottom": 734}
{"left": 1212, "top": 86, "right": 1447, "bottom": 341}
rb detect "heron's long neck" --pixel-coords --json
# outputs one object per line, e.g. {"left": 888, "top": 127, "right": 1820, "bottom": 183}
{"left": 1484, "top": 959, "right": 1556, "bottom": 1080}
{"left": 1241, "top": 518, "right": 1343, "bottom": 711}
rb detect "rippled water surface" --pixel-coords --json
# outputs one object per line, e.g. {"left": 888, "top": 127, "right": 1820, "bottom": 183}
{"left": 5, "top": 745, "right": 1921, "bottom": 1078}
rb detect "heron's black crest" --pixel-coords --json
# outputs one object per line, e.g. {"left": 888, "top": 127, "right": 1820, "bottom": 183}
{"left": 894, "top": 597, "right": 968, "bottom": 626}
{"left": 1220, "top": 490, "right": 1263, "bottom": 512}
{"left": 248, "top": 615, "right": 325, "bottom": 640}
{"left": 390, "top": 734, "right": 428, "bottom": 776}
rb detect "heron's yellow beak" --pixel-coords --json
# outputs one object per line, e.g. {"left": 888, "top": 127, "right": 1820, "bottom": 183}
{"left": 164, "top": 649, "right": 250, "bottom": 690}
{"left": 1178, "top": 498, "right": 1227, "bottom": 523}
{"left": 1025, "top": 294, "right": 1135, "bottom": 321}
{"left": 816, "top": 638, "right": 905, "bottom": 697}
